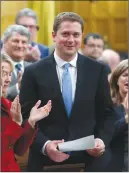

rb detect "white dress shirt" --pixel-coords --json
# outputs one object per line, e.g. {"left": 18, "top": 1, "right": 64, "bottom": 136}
{"left": 54, "top": 51, "right": 77, "bottom": 101}
{"left": 11, "top": 60, "right": 24, "bottom": 93}
{"left": 42, "top": 51, "right": 78, "bottom": 155}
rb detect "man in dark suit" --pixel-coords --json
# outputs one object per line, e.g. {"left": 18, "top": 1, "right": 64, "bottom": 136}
{"left": 20, "top": 12, "right": 116, "bottom": 172}
{"left": 15, "top": 8, "right": 49, "bottom": 62}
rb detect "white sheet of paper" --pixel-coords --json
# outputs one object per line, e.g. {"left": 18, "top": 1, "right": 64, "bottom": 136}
{"left": 58, "top": 135, "right": 95, "bottom": 152}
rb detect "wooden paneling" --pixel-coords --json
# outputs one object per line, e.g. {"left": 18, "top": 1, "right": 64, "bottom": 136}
{"left": 72, "top": 1, "right": 128, "bottom": 52}
{"left": 1, "top": 1, "right": 27, "bottom": 35}
{"left": 1, "top": 1, "right": 128, "bottom": 51}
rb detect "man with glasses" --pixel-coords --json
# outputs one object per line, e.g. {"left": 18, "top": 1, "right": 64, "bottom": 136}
{"left": 15, "top": 8, "right": 49, "bottom": 62}
{"left": 83, "top": 33, "right": 104, "bottom": 60}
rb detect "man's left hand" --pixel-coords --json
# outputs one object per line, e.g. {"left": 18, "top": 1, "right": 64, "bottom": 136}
{"left": 86, "top": 138, "right": 105, "bottom": 157}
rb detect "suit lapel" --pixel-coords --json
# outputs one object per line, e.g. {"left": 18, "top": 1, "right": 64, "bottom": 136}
{"left": 70, "top": 55, "right": 90, "bottom": 118}
{"left": 23, "top": 61, "right": 31, "bottom": 68}
{"left": 49, "top": 56, "right": 67, "bottom": 114}
{"left": 10, "top": 71, "right": 17, "bottom": 86}
{"left": 49, "top": 54, "right": 91, "bottom": 119}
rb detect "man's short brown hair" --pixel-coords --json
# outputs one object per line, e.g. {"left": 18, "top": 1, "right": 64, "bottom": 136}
{"left": 53, "top": 12, "right": 84, "bottom": 33}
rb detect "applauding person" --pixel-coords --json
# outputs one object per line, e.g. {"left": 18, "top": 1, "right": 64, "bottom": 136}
{"left": 1, "top": 54, "right": 52, "bottom": 172}
{"left": 108, "top": 59, "right": 128, "bottom": 171}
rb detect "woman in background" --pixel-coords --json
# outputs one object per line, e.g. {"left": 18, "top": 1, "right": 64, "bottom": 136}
{"left": 109, "top": 59, "right": 128, "bottom": 172}
{"left": 1, "top": 54, "right": 52, "bottom": 172}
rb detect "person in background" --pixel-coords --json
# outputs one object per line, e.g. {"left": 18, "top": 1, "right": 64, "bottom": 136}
{"left": 108, "top": 59, "right": 128, "bottom": 172}
{"left": 1, "top": 54, "right": 52, "bottom": 172}
{"left": 15, "top": 8, "right": 49, "bottom": 61}
{"left": 99, "top": 49, "right": 120, "bottom": 72}
{"left": 83, "top": 33, "right": 104, "bottom": 60}
{"left": 20, "top": 12, "right": 116, "bottom": 172}
{"left": 1, "top": 25, "right": 31, "bottom": 101}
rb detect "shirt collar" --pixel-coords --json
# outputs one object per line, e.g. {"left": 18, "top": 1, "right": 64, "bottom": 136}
{"left": 13, "top": 60, "right": 24, "bottom": 68}
{"left": 54, "top": 51, "right": 78, "bottom": 68}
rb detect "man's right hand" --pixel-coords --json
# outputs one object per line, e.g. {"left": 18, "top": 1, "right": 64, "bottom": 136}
{"left": 25, "top": 44, "right": 41, "bottom": 62}
{"left": 45, "top": 140, "right": 70, "bottom": 162}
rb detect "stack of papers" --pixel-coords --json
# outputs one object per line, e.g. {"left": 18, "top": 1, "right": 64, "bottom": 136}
{"left": 58, "top": 135, "right": 95, "bottom": 152}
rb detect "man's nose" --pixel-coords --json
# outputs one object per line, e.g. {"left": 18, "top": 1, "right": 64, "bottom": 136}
{"left": 68, "top": 35, "right": 74, "bottom": 42}
{"left": 17, "top": 41, "right": 23, "bottom": 48}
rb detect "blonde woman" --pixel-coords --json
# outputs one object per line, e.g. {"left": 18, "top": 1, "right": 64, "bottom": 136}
{"left": 1, "top": 54, "right": 52, "bottom": 171}
{"left": 109, "top": 59, "right": 128, "bottom": 172}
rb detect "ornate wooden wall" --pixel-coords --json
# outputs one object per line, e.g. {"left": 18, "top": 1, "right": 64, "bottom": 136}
{"left": 55, "top": 1, "right": 128, "bottom": 52}
{"left": 1, "top": 1, "right": 128, "bottom": 51}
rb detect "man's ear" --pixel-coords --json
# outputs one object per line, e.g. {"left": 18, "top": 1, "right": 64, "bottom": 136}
{"left": 52, "top": 31, "right": 56, "bottom": 42}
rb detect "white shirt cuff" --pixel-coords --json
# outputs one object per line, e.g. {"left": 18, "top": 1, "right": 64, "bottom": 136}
{"left": 41, "top": 140, "right": 51, "bottom": 155}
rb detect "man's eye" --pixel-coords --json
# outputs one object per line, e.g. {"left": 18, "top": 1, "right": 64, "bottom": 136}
{"left": 62, "top": 33, "right": 69, "bottom": 37}
{"left": 13, "top": 40, "right": 19, "bottom": 43}
{"left": 74, "top": 33, "right": 80, "bottom": 37}
{"left": 22, "top": 41, "right": 27, "bottom": 44}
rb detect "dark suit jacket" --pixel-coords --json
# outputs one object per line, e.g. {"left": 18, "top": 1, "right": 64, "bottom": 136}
{"left": 107, "top": 105, "right": 128, "bottom": 171}
{"left": 7, "top": 61, "right": 31, "bottom": 101}
{"left": 1, "top": 97, "right": 37, "bottom": 172}
{"left": 20, "top": 53, "right": 116, "bottom": 166}
{"left": 31, "top": 42, "right": 49, "bottom": 59}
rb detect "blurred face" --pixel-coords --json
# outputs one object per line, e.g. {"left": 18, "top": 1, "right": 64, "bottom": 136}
{"left": 84, "top": 37, "right": 104, "bottom": 59}
{"left": 52, "top": 21, "right": 83, "bottom": 61}
{"left": 3, "top": 33, "right": 29, "bottom": 62}
{"left": 117, "top": 69, "right": 128, "bottom": 96}
{"left": 17, "top": 16, "right": 38, "bottom": 42}
{"left": 109, "top": 55, "right": 120, "bottom": 72}
{"left": 1, "top": 62, "right": 12, "bottom": 95}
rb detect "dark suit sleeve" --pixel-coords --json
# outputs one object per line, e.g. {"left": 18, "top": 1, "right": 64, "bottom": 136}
{"left": 20, "top": 65, "right": 49, "bottom": 152}
{"left": 114, "top": 117, "right": 128, "bottom": 135}
{"left": 95, "top": 64, "right": 117, "bottom": 147}
{"left": 7, "top": 84, "right": 19, "bottom": 101}
{"left": 38, "top": 44, "right": 49, "bottom": 59}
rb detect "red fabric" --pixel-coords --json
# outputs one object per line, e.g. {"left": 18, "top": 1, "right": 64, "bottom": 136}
{"left": 1, "top": 97, "right": 37, "bottom": 172}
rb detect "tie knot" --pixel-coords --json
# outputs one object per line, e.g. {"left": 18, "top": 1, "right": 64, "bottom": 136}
{"left": 15, "top": 63, "right": 22, "bottom": 71}
{"left": 63, "top": 63, "right": 70, "bottom": 70}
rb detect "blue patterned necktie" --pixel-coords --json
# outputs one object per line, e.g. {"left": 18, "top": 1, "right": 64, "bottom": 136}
{"left": 15, "top": 64, "right": 22, "bottom": 75}
{"left": 62, "top": 63, "right": 72, "bottom": 117}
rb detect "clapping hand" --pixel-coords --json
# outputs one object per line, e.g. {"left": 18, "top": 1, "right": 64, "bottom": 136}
{"left": 10, "top": 95, "right": 22, "bottom": 126}
{"left": 25, "top": 44, "right": 41, "bottom": 61}
{"left": 28, "top": 100, "right": 52, "bottom": 128}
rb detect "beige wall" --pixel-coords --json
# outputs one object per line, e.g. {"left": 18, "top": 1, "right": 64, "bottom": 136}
{"left": 1, "top": 1, "right": 27, "bottom": 35}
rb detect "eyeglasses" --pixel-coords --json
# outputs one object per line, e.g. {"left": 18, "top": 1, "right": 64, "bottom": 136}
{"left": 86, "top": 44, "right": 104, "bottom": 49}
{"left": 21, "top": 24, "right": 39, "bottom": 31}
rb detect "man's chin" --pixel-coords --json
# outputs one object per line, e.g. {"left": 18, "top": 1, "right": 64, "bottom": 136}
{"left": 65, "top": 50, "right": 76, "bottom": 56}
{"left": 13, "top": 54, "right": 24, "bottom": 61}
